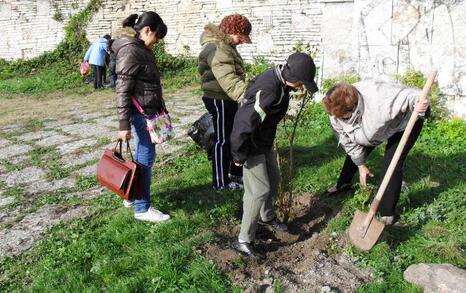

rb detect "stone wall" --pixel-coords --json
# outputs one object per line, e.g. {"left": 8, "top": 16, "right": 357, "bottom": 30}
{"left": 321, "top": 0, "right": 466, "bottom": 117}
{"left": 0, "top": 0, "right": 90, "bottom": 60}
{"left": 1, "top": 0, "right": 465, "bottom": 117}
{"left": 84, "top": 0, "right": 322, "bottom": 65}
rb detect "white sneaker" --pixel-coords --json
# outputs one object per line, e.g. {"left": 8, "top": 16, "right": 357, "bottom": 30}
{"left": 227, "top": 181, "right": 243, "bottom": 190}
{"left": 123, "top": 199, "right": 134, "bottom": 208}
{"left": 134, "top": 207, "right": 170, "bottom": 223}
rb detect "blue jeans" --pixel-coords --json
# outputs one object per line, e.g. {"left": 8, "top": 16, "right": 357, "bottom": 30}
{"left": 130, "top": 113, "right": 156, "bottom": 213}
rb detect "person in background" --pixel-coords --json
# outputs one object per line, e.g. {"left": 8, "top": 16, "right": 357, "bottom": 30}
{"left": 112, "top": 11, "right": 170, "bottom": 223}
{"left": 198, "top": 14, "right": 252, "bottom": 190}
{"left": 84, "top": 34, "right": 110, "bottom": 89}
{"left": 230, "top": 53, "right": 319, "bottom": 259}
{"left": 107, "top": 37, "right": 117, "bottom": 88}
{"left": 323, "top": 77, "right": 429, "bottom": 225}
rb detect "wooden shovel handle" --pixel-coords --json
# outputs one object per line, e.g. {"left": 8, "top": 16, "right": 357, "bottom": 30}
{"left": 362, "top": 71, "right": 438, "bottom": 228}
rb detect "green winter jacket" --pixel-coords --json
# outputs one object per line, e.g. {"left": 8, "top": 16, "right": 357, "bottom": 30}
{"left": 198, "top": 24, "right": 247, "bottom": 101}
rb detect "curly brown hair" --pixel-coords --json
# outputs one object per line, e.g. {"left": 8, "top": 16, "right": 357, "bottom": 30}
{"left": 323, "top": 83, "right": 359, "bottom": 118}
{"left": 219, "top": 14, "right": 251, "bottom": 38}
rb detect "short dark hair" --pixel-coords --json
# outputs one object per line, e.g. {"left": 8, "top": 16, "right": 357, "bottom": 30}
{"left": 121, "top": 11, "right": 167, "bottom": 39}
{"left": 323, "top": 83, "right": 359, "bottom": 118}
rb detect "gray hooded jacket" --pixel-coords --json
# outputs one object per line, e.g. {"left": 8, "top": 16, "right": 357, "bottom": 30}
{"left": 329, "top": 77, "right": 421, "bottom": 166}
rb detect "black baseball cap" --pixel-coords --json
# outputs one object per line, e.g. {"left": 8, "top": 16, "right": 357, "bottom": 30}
{"left": 285, "top": 52, "right": 319, "bottom": 93}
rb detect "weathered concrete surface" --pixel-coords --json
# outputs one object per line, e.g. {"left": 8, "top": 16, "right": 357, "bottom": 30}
{"left": 404, "top": 263, "right": 466, "bottom": 293}
{"left": 321, "top": 0, "right": 466, "bottom": 118}
{"left": 0, "top": 196, "right": 14, "bottom": 208}
{"left": 56, "top": 138, "right": 97, "bottom": 154}
{"left": 60, "top": 149, "right": 102, "bottom": 168}
{"left": 25, "top": 178, "right": 77, "bottom": 195}
{"left": 0, "top": 205, "right": 89, "bottom": 257}
{"left": 0, "top": 167, "right": 46, "bottom": 187}
{"left": 0, "top": 144, "right": 33, "bottom": 160}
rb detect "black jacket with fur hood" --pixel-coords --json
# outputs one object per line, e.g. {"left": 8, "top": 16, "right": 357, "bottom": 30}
{"left": 112, "top": 27, "right": 163, "bottom": 130}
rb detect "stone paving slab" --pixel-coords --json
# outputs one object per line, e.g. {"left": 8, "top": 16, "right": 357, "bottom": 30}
{"left": 16, "top": 130, "right": 58, "bottom": 142}
{"left": 0, "top": 144, "right": 33, "bottom": 160}
{"left": 0, "top": 138, "right": 12, "bottom": 148}
{"left": 74, "top": 112, "right": 103, "bottom": 121}
{"left": 56, "top": 138, "right": 97, "bottom": 154}
{"left": 74, "top": 164, "right": 97, "bottom": 177}
{"left": 36, "top": 134, "right": 74, "bottom": 147}
{"left": 93, "top": 116, "right": 119, "bottom": 129}
{"left": 59, "top": 123, "right": 112, "bottom": 138}
{"left": 60, "top": 149, "right": 102, "bottom": 168}
{"left": 42, "top": 119, "right": 73, "bottom": 129}
{"left": 0, "top": 124, "right": 22, "bottom": 134}
{"left": 66, "top": 186, "right": 106, "bottom": 200}
{"left": 0, "top": 167, "right": 46, "bottom": 187}
{"left": 0, "top": 206, "right": 20, "bottom": 227}
{"left": 3, "top": 155, "right": 28, "bottom": 165}
{"left": 0, "top": 204, "right": 89, "bottom": 257}
{"left": 0, "top": 196, "right": 14, "bottom": 208}
{"left": 25, "top": 178, "right": 77, "bottom": 195}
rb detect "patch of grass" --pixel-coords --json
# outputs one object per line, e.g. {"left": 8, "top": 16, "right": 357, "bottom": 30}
{"left": 29, "top": 146, "right": 70, "bottom": 180}
{"left": 0, "top": 147, "right": 240, "bottom": 291}
{"left": 285, "top": 102, "right": 466, "bottom": 290}
{"left": 0, "top": 97, "right": 463, "bottom": 291}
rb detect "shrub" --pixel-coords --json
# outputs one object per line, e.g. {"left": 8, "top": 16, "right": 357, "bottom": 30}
{"left": 396, "top": 68, "right": 447, "bottom": 121}
{"left": 153, "top": 42, "right": 197, "bottom": 76}
{"left": 244, "top": 56, "right": 274, "bottom": 80}
{"left": 321, "top": 73, "right": 361, "bottom": 94}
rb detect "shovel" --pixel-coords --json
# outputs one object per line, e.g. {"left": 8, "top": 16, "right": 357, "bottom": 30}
{"left": 348, "top": 70, "right": 438, "bottom": 251}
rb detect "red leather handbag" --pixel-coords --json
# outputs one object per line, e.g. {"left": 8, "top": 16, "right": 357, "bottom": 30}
{"left": 96, "top": 140, "right": 142, "bottom": 200}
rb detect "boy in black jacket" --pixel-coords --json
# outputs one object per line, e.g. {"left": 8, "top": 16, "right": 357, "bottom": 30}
{"left": 230, "top": 53, "right": 318, "bottom": 259}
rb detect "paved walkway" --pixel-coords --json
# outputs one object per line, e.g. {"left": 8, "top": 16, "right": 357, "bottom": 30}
{"left": 0, "top": 87, "right": 205, "bottom": 257}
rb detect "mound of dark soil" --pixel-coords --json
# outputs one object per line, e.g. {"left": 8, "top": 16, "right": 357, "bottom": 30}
{"left": 199, "top": 193, "right": 373, "bottom": 292}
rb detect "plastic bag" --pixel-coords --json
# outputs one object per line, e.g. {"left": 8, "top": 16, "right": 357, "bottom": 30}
{"left": 80, "top": 61, "right": 90, "bottom": 77}
{"left": 188, "top": 113, "right": 214, "bottom": 158}
{"left": 145, "top": 111, "right": 174, "bottom": 144}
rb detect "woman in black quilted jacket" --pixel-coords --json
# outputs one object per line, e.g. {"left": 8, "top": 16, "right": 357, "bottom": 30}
{"left": 111, "top": 12, "right": 170, "bottom": 223}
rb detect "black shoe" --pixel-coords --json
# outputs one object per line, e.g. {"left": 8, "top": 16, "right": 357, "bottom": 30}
{"left": 258, "top": 218, "right": 288, "bottom": 232}
{"left": 232, "top": 241, "right": 266, "bottom": 259}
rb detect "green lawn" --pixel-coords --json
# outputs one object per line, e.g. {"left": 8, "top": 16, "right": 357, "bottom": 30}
{"left": 0, "top": 102, "right": 464, "bottom": 292}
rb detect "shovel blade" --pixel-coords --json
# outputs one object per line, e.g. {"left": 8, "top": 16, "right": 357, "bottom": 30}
{"left": 348, "top": 210, "right": 385, "bottom": 251}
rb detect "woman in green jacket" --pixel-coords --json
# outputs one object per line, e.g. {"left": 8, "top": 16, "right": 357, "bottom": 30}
{"left": 198, "top": 14, "right": 251, "bottom": 190}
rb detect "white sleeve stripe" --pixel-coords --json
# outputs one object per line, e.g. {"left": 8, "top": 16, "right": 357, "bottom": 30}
{"left": 254, "top": 90, "right": 266, "bottom": 122}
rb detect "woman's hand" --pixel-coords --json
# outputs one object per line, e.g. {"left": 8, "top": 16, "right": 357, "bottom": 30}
{"left": 415, "top": 99, "right": 429, "bottom": 114}
{"left": 358, "top": 164, "right": 374, "bottom": 186}
{"left": 118, "top": 130, "right": 131, "bottom": 142}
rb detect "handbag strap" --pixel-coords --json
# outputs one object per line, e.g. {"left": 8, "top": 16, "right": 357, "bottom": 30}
{"left": 131, "top": 96, "right": 168, "bottom": 116}
{"left": 114, "top": 139, "right": 135, "bottom": 161}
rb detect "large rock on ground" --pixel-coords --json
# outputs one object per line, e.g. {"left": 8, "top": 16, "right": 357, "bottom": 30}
{"left": 404, "top": 263, "right": 466, "bottom": 293}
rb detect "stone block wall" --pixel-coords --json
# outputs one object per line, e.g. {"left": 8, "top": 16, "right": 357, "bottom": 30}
{"left": 0, "top": 0, "right": 465, "bottom": 117}
{"left": 0, "top": 0, "right": 90, "bottom": 60}
{"left": 84, "top": 0, "right": 322, "bottom": 65}
{"left": 321, "top": 0, "right": 466, "bottom": 118}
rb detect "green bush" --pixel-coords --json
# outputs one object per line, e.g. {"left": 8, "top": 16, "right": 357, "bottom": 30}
{"left": 396, "top": 68, "right": 447, "bottom": 121}
{"left": 244, "top": 56, "right": 274, "bottom": 80}
{"left": 321, "top": 73, "right": 361, "bottom": 94}
{"left": 152, "top": 42, "right": 197, "bottom": 76}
